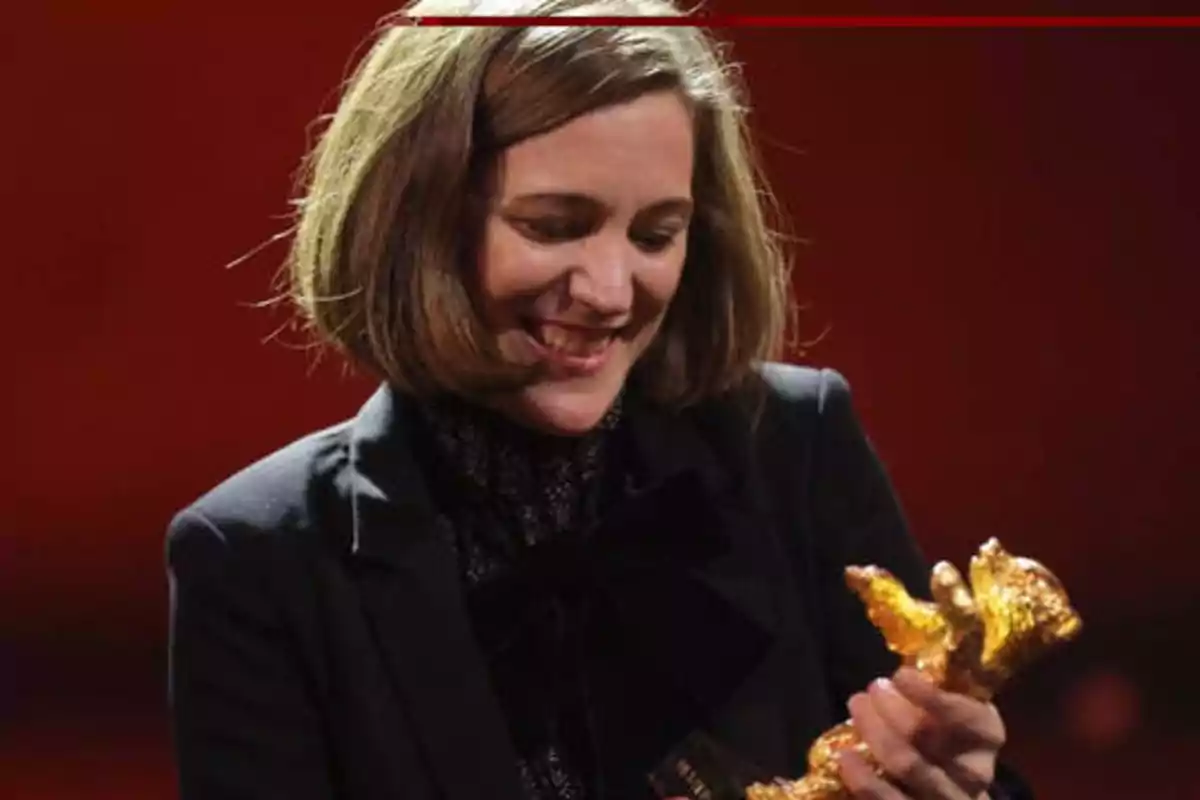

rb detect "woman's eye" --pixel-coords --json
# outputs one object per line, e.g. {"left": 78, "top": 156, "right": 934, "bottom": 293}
{"left": 514, "top": 217, "right": 589, "bottom": 243}
{"left": 632, "top": 229, "right": 681, "bottom": 253}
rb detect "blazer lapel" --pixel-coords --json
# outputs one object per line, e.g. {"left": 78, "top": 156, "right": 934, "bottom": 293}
{"left": 608, "top": 393, "right": 797, "bottom": 785}
{"left": 346, "top": 386, "right": 525, "bottom": 800}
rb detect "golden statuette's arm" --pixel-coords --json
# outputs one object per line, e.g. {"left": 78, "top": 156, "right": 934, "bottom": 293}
{"left": 745, "top": 538, "right": 1083, "bottom": 800}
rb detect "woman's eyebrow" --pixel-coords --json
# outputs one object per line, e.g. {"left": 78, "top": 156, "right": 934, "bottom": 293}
{"left": 637, "top": 197, "right": 694, "bottom": 217}
{"left": 502, "top": 194, "right": 693, "bottom": 217}
{"left": 501, "top": 192, "right": 602, "bottom": 214}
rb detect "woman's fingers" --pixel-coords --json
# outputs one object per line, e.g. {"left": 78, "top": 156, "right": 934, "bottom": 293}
{"left": 837, "top": 749, "right": 908, "bottom": 800}
{"left": 866, "top": 678, "right": 939, "bottom": 753}
{"left": 848, "top": 690, "right": 972, "bottom": 800}
{"left": 866, "top": 677, "right": 990, "bottom": 795}
{"left": 888, "top": 669, "right": 1004, "bottom": 793}
{"left": 890, "top": 668, "right": 1006, "bottom": 751}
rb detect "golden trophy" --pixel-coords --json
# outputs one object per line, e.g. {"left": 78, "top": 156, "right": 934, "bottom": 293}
{"left": 744, "top": 538, "right": 1083, "bottom": 799}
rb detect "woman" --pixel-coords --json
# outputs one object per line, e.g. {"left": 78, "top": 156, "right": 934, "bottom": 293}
{"left": 166, "top": 1, "right": 1027, "bottom": 798}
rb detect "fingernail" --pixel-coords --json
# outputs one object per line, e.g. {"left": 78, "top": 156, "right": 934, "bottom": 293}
{"left": 899, "top": 666, "right": 933, "bottom": 683}
{"left": 872, "top": 677, "right": 894, "bottom": 693}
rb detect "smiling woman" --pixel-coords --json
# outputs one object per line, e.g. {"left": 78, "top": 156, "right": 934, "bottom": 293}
{"left": 166, "top": 2, "right": 1030, "bottom": 800}
{"left": 477, "top": 90, "right": 696, "bottom": 432}
{"left": 287, "top": 0, "right": 789, "bottom": 419}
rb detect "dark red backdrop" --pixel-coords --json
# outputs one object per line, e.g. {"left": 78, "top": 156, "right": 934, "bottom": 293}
{"left": 4, "top": 2, "right": 1197, "bottom": 797}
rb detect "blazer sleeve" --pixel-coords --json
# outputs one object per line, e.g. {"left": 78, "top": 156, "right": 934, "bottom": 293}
{"left": 804, "top": 368, "right": 1034, "bottom": 800}
{"left": 167, "top": 509, "right": 334, "bottom": 800}
{"left": 806, "top": 368, "right": 931, "bottom": 707}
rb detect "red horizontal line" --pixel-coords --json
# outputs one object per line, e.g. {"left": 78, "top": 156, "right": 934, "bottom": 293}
{"left": 405, "top": 15, "right": 1200, "bottom": 28}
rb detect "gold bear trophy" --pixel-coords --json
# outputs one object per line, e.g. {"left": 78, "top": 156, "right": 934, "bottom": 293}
{"left": 745, "top": 538, "right": 1083, "bottom": 800}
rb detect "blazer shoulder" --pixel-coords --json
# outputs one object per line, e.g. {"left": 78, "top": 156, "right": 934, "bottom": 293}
{"left": 167, "top": 422, "right": 353, "bottom": 564}
{"left": 756, "top": 361, "right": 853, "bottom": 421}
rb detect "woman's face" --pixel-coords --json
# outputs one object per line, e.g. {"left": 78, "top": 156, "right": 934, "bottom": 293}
{"left": 476, "top": 89, "right": 694, "bottom": 435}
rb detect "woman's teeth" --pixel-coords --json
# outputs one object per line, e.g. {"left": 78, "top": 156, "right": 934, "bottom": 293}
{"left": 534, "top": 324, "right": 614, "bottom": 357}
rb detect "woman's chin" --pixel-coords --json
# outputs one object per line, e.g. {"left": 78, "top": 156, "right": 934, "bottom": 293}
{"left": 503, "top": 381, "right": 622, "bottom": 437}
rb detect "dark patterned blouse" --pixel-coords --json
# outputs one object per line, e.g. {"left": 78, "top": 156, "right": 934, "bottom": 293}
{"left": 413, "top": 394, "right": 636, "bottom": 800}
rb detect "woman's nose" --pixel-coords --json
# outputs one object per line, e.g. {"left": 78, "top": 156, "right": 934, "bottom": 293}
{"left": 566, "top": 239, "right": 636, "bottom": 317}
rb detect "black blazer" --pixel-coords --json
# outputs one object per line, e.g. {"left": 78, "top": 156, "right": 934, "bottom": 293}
{"left": 166, "top": 364, "right": 1028, "bottom": 799}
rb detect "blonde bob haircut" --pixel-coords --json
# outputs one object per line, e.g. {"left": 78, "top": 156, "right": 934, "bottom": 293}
{"left": 287, "top": 0, "right": 793, "bottom": 407}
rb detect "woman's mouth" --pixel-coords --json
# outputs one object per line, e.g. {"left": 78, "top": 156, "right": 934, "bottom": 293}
{"left": 522, "top": 320, "right": 621, "bottom": 376}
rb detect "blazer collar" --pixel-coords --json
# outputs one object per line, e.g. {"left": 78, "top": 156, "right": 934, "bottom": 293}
{"left": 345, "top": 382, "right": 750, "bottom": 565}
{"left": 345, "top": 383, "right": 440, "bottom": 564}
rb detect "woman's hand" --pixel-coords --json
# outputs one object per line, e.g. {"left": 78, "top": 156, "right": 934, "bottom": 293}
{"left": 838, "top": 667, "right": 1006, "bottom": 800}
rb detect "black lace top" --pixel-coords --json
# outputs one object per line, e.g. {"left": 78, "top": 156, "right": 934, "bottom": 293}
{"left": 413, "top": 395, "right": 635, "bottom": 800}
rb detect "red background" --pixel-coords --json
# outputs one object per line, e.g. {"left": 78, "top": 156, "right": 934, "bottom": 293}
{"left": 4, "top": 2, "right": 1197, "bottom": 797}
